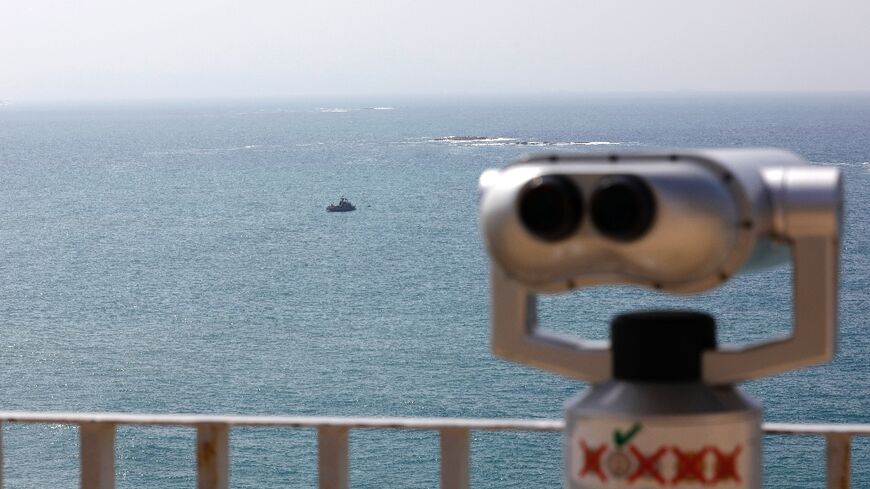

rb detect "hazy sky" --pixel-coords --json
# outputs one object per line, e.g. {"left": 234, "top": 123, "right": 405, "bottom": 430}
{"left": 3, "top": 0, "right": 869, "bottom": 101}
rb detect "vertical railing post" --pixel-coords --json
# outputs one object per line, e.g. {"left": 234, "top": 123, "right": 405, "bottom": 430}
{"left": 0, "top": 421, "right": 4, "bottom": 489}
{"left": 197, "top": 423, "right": 229, "bottom": 489}
{"left": 80, "top": 422, "right": 116, "bottom": 489}
{"left": 440, "top": 428, "right": 470, "bottom": 489}
{"left": 318, "top": 426, "right": 349, "bottom": 489}
{"left": 826, "top": 433, "right": 851, "bottom": 489}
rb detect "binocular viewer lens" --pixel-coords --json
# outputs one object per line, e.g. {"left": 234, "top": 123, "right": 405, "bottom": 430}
{"left": 590, "top": 175, "right": 656, "bottom": 241}
{"left": 518, "top": 174, "right": 656, "bottom": 242}
{"left": 518, "top": 175, "right": 583, "bottom": 241}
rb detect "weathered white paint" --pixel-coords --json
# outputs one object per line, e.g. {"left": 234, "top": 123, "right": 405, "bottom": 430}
{"left": 0, "top": 422, "right": 4, "bottom": 489}
{"left": 197, "top": 424, "right": 229, "bottom": 489}
{"left": 764, "top": 423, "right": 869, "bottom": 435}
{"left": 0, "top": 413, "right": 862, "bottom": 488}
{"left": 0, "top": 411, "right": 564, "bottom": 431}
{"left": 80, "top": 422, "right": 115, "bottom": 489}
{"left": 0, "top": 411, "right": 863, "bottom": 435}
{"left": 827, "top": 433, "right": 851, "bottom": 489}
{"left": 318, "top": 426, "right": 348, "bottom": 489}
{"left": 440, "top": 428, "right": 470, "bottom": 489}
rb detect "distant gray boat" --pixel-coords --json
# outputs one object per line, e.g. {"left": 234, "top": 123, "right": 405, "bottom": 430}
{"left": 327, "top": 196, "right": 356, "bottom": 212}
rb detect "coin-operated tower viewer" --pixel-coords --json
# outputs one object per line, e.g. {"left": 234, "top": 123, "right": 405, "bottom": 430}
{"left": 479, "top": 149, "right": 841, "bottom": 489}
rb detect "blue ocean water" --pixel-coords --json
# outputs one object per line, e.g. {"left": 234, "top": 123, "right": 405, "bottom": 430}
{"left": 0, "top": 94, "right": 867, "bottom": 488}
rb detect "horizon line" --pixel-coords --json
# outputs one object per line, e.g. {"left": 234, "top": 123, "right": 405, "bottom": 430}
{"left": 3, "top": 89, "right": 870, "bottom": 106}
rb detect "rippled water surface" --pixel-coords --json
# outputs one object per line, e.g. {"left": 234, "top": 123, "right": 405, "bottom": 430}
{"left": 0, "top": 94, "right": 867, "bottom": 487}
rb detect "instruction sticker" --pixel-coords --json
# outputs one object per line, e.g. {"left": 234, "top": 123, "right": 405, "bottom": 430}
{"left": 568, "top": 416, "right": 759, "bottom": 488}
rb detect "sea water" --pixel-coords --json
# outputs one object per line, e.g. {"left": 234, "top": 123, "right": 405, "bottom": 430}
{"left": 0, "top": 94, "right": 867, "bottom": 488}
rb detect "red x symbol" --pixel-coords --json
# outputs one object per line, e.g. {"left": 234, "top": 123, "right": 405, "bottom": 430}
{"left": 711, "top": 445, "right": 742, "bottom": 483}
{"left": 672, "top": 446, "right": 709, "bottom": 485}
{"left": 627, "top": 444, "right": 667, "bottom": 484}
{"left": 579, "top": 440, "right": 608, "bottom": 482}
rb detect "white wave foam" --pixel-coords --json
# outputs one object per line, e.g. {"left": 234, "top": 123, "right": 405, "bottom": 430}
{"left": 234, "top": 109, "right": 300, "bottom": 116}
{"left": 424, "top": 136, "right": 621, "bottom": 147}
{"left": 144, "top": 144, "right": 286, "bottom": 156}
{"left": 431, "top": 136, "right": 517, "bottom": 143}
{"left": 549, "top": 141, "right": 620, "bottom": 146}
{"left": 319, "top": 107, "right": 395, "bottom": 112}
{"left": 812, "top": 161, "right": 859, "bottom": 168}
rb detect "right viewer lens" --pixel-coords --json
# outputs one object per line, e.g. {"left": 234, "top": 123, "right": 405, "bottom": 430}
{"left": 518, "top": 175, "right": 582, "bottom": 241}
{"left": 591, "top": 175, "right": 656, "bottom": 241}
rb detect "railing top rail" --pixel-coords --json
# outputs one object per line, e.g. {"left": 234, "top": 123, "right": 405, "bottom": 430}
{"left": 763, "top": 422, "right": 870, "bottom": 435}
{"left": 0, "top": 411, "right": 563, "bottom": 431}
{"left": 0, "top": 411, "right": 866, "bottom": 435}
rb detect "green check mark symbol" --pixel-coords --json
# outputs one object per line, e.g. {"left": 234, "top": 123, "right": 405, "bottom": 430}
{"left": 613, "top": 422, "right": 642, "bottom": 447}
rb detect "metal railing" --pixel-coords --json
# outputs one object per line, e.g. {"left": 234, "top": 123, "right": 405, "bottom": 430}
{"left": 0, "top": 411, "right": 865, "bottom": 489}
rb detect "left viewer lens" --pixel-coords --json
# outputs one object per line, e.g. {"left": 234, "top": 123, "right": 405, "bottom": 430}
{"left": 518, "top": 175, "right": 583, "bottom": 241}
